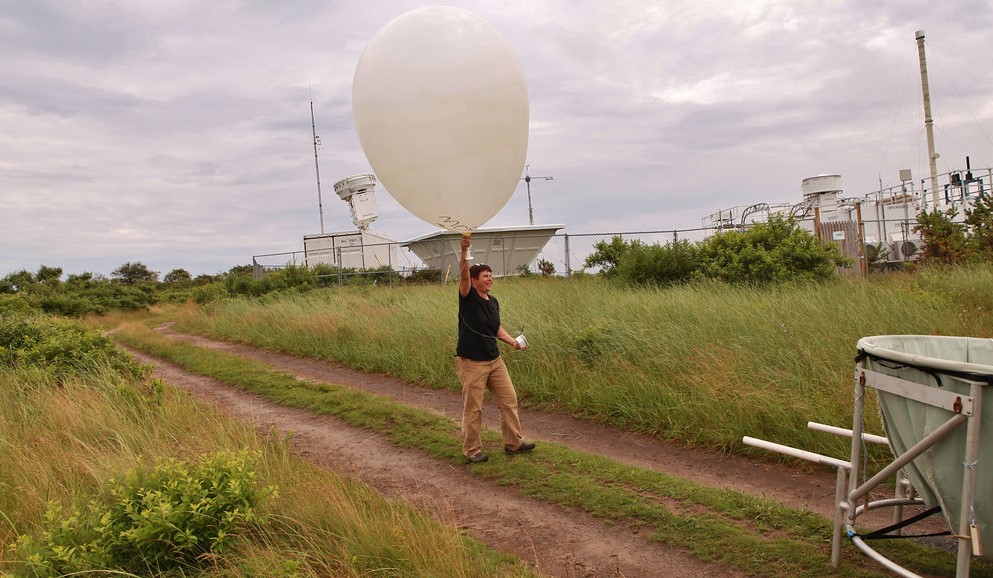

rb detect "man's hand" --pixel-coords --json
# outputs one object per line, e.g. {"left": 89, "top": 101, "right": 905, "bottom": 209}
{"left": 461, "top": 234, "right": 471, "bottom": 253}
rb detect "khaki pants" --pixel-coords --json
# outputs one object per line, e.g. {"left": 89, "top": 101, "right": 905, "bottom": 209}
{"left": 454, "top": 356, "right": 524, "bottom": 458}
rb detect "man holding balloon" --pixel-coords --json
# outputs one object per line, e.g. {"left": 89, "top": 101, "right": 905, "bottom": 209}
{"left": 351, "top": 6, "right": 534, "bottom": 464}
{"left": 454, "top": 235, "right": 535, "bottom": 463}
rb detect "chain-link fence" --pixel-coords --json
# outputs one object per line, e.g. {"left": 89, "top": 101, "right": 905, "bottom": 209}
{"left": 252, "top": 166, "right": 993, "bottom": 283}
{"left": 252, "top": 226, "right": 783, "bottom": 282}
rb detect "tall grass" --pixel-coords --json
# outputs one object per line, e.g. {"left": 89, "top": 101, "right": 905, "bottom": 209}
{"left": 0, "top": 319, "right": 531, "bottom": 577}
{"left": 173, "top": 266, "right": 993, "bottom": 462}
{"left": 106, "top": 304, "right": 993, "bottom": 578}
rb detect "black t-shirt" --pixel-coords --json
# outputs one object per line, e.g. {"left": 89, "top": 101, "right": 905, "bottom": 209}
{"left": 457, "top": 286, "right": 501, "bottom": 361}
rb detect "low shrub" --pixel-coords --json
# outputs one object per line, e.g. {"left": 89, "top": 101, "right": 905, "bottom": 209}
{"left": 0, "top": 313, "right": 143, "bottom": 378}
{"left": 584, "top": 217, "right": 848, "bottom": 286}
{"left": 15, "top": 450, "right": 276, "bottom": 576}
{"left": 613, "top": 239, "right": 700, "bottom": 286}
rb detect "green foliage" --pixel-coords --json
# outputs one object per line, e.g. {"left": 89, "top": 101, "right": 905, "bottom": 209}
{"left": 2, "top": 259, "right": 435, "bottom": 315}
{"left": 965, "top": 193, "right": 993, "bottom": 259}
{"left": 163, "top": 268, "right": 193, "bottom": 285}
{"left": 0, "top": 312, "right": 145, "bottom": 378}
{"left": 697, "top": 216, "right": 849, "bottom": 284}
{"left": 345, "top": 266, "right": 404, "bottom": 286}
{"left": 0, "top": 293, "right": 34, "bottom": 315}
{"left": 112, "top": 261, "right": 160, "bottom": 285}
{"left": 193, "top": 273, "right": 223, "bottom": 285}
{"left": 613, "top": 239, "right": 700, "bottom": 286}
{"left": 583, "top": 235, "right": 630, "bottom": 274}
{"left": 42, "top": 282, "right": 154, "bottom": 316}
{"left": 310, "top": 263, "right": 339, "bottom": 286}
{"left": 406, "top": 268, "right": 443, "bottom": 284}
{"left": 193, "top": 283, "right": 230, "bottom": 304}
{"left": 571, "top": 323, "right": 624, "bottom": 366}
{"left": 224, "top": 265, "right": 407, "bottom": 296}
{"left": 0, "top": 269, "right": 36, "bottom": 294}
{"left": 914, "top": 206, "right": 970, "bottom": 265}
{"left": 16, "top": 450, "right": 276, "bottom": 576}
{"left": 517, "top": 261, "right": 558, "bottom": 277}
{"left": 226, "top": 264, "right": 318, "bottom": 297}
{"left": 35, "top": 266, "right": 63, "bottom": 285}
{"left": 1, "top": 264, "right": 158, "bottom": 316}
{"left": 583, "top": 217, "right": 847, "bottom": 286}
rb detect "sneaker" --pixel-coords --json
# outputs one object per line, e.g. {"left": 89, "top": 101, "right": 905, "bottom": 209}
{"left": 504, "top": 442, "right": 536, "bottom": 455}
{"left": 467, "top": 453, "right": 488, "bottom": 464}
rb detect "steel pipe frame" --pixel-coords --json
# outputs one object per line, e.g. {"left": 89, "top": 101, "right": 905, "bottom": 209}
{"left": 840, "top": 360, "right": 985, "bottom": 577}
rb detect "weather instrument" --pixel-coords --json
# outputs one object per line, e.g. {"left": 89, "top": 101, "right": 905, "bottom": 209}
{"left": 351, "top": 6, "right": 529, "bottom": 259}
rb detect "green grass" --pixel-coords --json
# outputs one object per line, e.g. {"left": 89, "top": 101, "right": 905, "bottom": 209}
{"left": 167, "top": 266, "right": 993, "bottom": 466}
{"left": 108, "top": 320, "right": 993, "bottom": 578}
{"left": 0, "top": 320, "right": 533, "bottom": 578}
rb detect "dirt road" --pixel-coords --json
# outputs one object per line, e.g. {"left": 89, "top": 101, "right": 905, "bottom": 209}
{"left": 122, "top": 325, "right": 938, "bottom": 577}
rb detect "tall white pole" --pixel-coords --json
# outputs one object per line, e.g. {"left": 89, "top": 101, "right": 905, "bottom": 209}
{"left": 916, "top": 30, "right": 940, "bottom": 206}
{"left": 311, "top": 99, "right": 326, "bottom": 235}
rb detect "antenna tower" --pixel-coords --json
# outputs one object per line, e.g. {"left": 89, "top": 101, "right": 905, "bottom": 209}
{"left": 311, "top": 98, "right": 326, "bottom": 234}
{"left": 520, "top": 164, "right": 554, "bottom": 225}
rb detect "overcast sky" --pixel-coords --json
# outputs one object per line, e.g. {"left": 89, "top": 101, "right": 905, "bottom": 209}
{"left": 3, "top": 0, "right": 992, "bottom": 278}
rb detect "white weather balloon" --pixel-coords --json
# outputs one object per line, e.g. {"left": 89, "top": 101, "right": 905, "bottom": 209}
{"left": 352, "top": 6, "right": 529, "bottom": 232}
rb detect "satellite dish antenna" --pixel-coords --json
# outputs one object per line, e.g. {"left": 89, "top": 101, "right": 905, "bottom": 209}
{"left": 333, "top": 173, "right": 380, "bottom": 231}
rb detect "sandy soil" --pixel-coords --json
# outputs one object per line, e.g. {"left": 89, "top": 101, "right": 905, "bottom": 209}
{"left": 117, "top": 324, "right": 949, "bottom": 577}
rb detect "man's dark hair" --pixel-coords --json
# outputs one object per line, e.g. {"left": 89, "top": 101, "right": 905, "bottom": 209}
{"left": 469, "top": 263, "right": 492, "bottom": 279}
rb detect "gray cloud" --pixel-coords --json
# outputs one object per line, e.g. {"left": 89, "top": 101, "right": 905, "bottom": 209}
{"left": 1, "top": 0, "right": 991, "bottom": 277}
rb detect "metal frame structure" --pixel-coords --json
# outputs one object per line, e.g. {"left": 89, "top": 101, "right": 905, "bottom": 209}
{"left": 844, "top": 363, "right": 986, "bottom": 578}
{"left": 744, "top": 361, "right": 988, "bottom": 577}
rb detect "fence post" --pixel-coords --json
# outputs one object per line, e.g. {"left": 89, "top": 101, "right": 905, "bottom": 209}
{"left": 336, "top": 247, "right": 343, "bottom": 286}
{"left": 564, "top": 234, "right": 571, "bottom": 277}
{"left": 856, "top": 202, "right": 867, "bottom": 279}
{"left": 252, "top": 258, "right": 263, "bottom": 280}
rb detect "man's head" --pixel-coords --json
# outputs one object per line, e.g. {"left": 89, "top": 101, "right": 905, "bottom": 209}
{"left": 469, "top": 263, "right": 493, "bottom": 294}
{"left": 469, "top": 263, "right": 491, "bottom": 279}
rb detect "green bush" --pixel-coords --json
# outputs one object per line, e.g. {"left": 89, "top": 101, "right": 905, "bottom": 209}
{"left": 226, "top": 265, "right": 320, "bottom": 297}
{"left": 345, "top": 266, "right": 404, "bottom": 286}
{"left": 0, "top": 266, "right": 156, "bottom": 317}
{"left": 16, "top": 450, "right": 276, "bottom": 576}
{"left": 697, "top": 215, "right": 849, "bottom": 284}
{"left": 916, "top": 193, "right": 993, "bottom": 265}
{"left": 613, "top": 239, "right": 700, "bottom": 286}
{"left": 193, "top": 282, "right": 230, "bottom": 304}
{"left": 583, "top": 235, "right": 631, "bottom": 274}
{"left": 966, "top": 193, "right": 993, "bottom": 258}
{"left": 915, "top": 206, "right": 970, "bottom": 265}
{"left": 0, "top": 313, "right": 145, "bottom": 378}
{"left": 583, "top": 217, "right": 847, "bottom": 286}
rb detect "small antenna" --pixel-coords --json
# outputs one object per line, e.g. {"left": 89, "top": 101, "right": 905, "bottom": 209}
{"left": 310, "top": 89, "right": 326, "bottom": 234}
{"left": 520, "top": 164, "right": 553, "bottom": 226}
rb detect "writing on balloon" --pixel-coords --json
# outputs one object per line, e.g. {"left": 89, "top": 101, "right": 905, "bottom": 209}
{"left": 436, "top": 216, "right": 471, "bottom": 232}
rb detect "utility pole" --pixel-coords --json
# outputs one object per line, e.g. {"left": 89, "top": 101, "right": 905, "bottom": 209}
{"left": 520, "top": 164, "right": 553, "bottom": 225}
{"left": 916, "top": 30, "right": 940, "bottom": 206}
